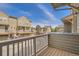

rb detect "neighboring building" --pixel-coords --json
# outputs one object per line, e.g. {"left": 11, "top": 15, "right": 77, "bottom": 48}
{"left": 31, "top": 27, "right": 36, "bottom": 33}
{"left": 8, "top": 16, "right": 17, "bottom": 34}
{"left": 62, "top": 8, "right": 79, "bottom": 33}
{"left": 43, "top": 26, "right": 51, "bottom": 33}
{"left": 0, "top": 12, "right": 9, "bottom": 35}
{"left": 0, "top": 12, "right": 52, "bottom": 38}
{"left": 17, "top": 16, "right": 32, "bottom": 35}
{"left": 0, "top": 12, "right": 32, "bottom": 38}
{"left": 40, "top": 28, "right": 44, "bottom": 33}
{"left": 31, "top": 26, "right": 52, "bottom": 34}
{"left": 55, "top": 25, "right": 64, "bottom": 32}
{"left": 0, "top": 12, "right": 17, "bottom": 38}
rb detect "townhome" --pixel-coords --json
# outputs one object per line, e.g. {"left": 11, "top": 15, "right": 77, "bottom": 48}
{"left": 43, "top": 26, "right": 51, "bottom": 33}
{"left": 31, "top": 27, "right": 36, "bottom": 33}
{"left": 62, "top": 8, "right": 79, "bottom": 33}
{"left": 0, "top": 12, "right": 9, "bottom": 35}
{"left": 0, "top": 12, "right": 33, "bottom": 38}
{"left": 55, "top": 25, "right": 64, "bottom": 32}
{"left": 17, "top": 16, "right": 32, "bottom": 35}
{"left": 8, "top": 16, "right": 17, "bottom": 34}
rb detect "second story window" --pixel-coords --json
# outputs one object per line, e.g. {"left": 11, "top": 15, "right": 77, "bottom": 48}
{"left": 0, "top": 19, "right": 2, "bottom": 21}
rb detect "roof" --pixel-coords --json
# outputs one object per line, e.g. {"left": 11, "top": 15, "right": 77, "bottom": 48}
{"left": 0, "top": 12, "right": 8, "bottom": 17}
{"left": 9, "top": 16, "right": 17, "bottom": 19}
{"left": 51, "top": 3, "right": 67, "bottom": 9}
{"left": 51, "top": 3, "right": 79, "bottom": 10}
{"left": 18, "top": 16, "right": 32, "bottom": 23}
{"left": 62, "top": 13, "right": 77, "bottom": 22}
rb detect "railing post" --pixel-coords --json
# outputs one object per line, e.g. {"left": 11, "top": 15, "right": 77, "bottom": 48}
{"left": 47, "top": 34, "right": 50, "bottom": 47}
{"left": 0, "top": 45, "right": 2, "bottom": 56}
{"left": 33, "top": 38, "right": 36, "bottom": 56}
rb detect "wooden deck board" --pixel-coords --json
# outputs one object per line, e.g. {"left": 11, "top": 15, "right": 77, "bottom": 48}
{"left": 50, "top": 48, "right": 56, "bottom": 56}
{"left": 38, "top": 47, "right": 78, "bottom": 56}
{"left": 38, "top": 47, "right": 49, "bottom": 56}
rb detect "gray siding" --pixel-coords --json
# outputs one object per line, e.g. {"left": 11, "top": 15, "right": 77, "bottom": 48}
{"left": 48, "top": 33, "right": 79, "bottom": 54}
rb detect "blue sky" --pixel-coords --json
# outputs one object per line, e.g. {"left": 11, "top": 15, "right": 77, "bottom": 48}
{"left": 0, "top": 3, "right": 70, "bottom": 27}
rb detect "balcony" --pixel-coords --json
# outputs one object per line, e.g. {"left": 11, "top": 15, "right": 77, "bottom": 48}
{"left": 0, "top": 32, "right": 79, "bottom": 56}
{"left": 0, "top": 29, "right": 8, "bottom": 35}
{"left": 17, "top": 30, "right": 33, "bottom": 35}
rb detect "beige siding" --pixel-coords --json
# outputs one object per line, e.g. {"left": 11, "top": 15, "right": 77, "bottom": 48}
{"left": 18, "top": 16, "right": 32, "bottom": 27}
{"left": 17, "top": 16, "right": 32, "bottom": 34}
{"left": 8, "top": 17, "right": 17, "bottom": 33}
{"left": 0, "top": 12, "right": 32, "bottom": 35}
{"left": 0, "top": 12, "right": 9, "bottom": 25}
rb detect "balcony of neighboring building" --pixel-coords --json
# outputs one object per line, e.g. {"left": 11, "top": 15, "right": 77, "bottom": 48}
{"left": 0, "top": 25, "right": 9, "bottom": 35}
{"left": 17, "top": 26, "right": 32, "bottom": 34}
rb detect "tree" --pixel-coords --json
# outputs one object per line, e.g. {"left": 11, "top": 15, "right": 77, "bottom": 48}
{"left": 36, "top": 25, "right": 41, "bottom": 34}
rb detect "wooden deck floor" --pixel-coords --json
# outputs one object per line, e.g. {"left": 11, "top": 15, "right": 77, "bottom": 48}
{"left": 38, "top": 47, "right": 78, "bottom": 56}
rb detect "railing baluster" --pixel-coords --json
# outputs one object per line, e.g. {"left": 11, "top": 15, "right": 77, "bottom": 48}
{"left": 7, "top": 45, "right": 9, "bottom": 56}
{"left": 30, "top": 39, "right": 32, "bottom": 56}
{"left": 17, "top": 42, "right": 19, "bottom": 56}
{"left": 25, "top": 40, "right": 27, "bottom": 56}
{"left": 33, "top": 38, "right": 36, "bottom": 56}
{"left": 13, "top": 43, "right": 15, "bottom": 56}
{"left": 47, "top": 34, "right": 49, "bottom": 47}
{"left": 0, "top": 34, "right": 48, "bottom": 56}
{"left": 28, "top": 40, "right": 29, "bottom": 56}
{"left": 21, "top": 41, "right": 23, "bottom": 56}
{"left": 0, "top": 45, "right": 2, "bottom": 56}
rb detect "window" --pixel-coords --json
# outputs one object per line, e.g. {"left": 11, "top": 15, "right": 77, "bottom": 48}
{"left": 0, "top": 19, "right": 2, "bottom": 21}
{"left": 11, "top": 27, "right": 12, "bottom": 29}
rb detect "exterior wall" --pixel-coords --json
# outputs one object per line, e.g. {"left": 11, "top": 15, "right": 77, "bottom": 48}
{"left": 63, "top": 8, "right": 79, "bottom": 33}
{"left": 18, "top": 16, "right": 32, "bottom": 33}
{"left": 31, "top": 28, "right": 36, "bottom": 33}
{"left": 0, "top": 25, "right": 8, "bottom": 33}
{"left": 55, "top": 25, "right": 64, "bottom": 32}
{"left": 43, "top": 26, "right": 51, "bottom": 33}
{"left": 8, "top": 17, "right": 17, "bottom": 34}
{"left": 77, "top": 13, "right": 79, "bottom": 33}
{"left": 64, "top": 21, "right": 72, "bottom": 33}
{"left": 72, "top": 9, "right": 77, "bottom": 33}
{"left": 48, "top": 33, "right": 79, "bottom": 54}
{"left": 0, "top": 12, "right": 9, "bottom": 25}
{"left": 40, "top": 28, "right": 44, "bottom": 33}
{"left": 18, "top": 16, "right": 31, "bottom": 27}
{"left": 0, "top": 12, "right": 32, "bottom": 37}
{"left": 0, "top": 16, "right": 9, "bottom": 25}
{"left": 47, "top": 27, "right": 51, "bottom": 32}
{"left": 0, "top": 12, "right": 9, "bottom": 34}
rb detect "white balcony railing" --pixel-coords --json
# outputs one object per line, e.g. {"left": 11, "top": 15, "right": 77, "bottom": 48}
{"left": 0, "top": 29, "right": 8, "bottom": 33}
{"left": 18, "top": 30, "right": 31, "bottom": 33}
{"left": 0, "top": 32, "right": 79, "bottom": 56}
{"left": 0, "top": 34, "right": 48, "bottom": 56}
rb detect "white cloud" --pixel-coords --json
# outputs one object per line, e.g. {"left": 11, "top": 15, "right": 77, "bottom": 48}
{"left": 32, "top": 23, "right": 45, "bottom": 27}
{"left": 32, "top": 19, "right": 51, "bottom": 27}
{"left": 36, "top": 4, "right": 63, "bottom": 27}
{"left": 37, "top": 4, "right": 58, "bottom": 21}
{"left": 20, "top": 11, "right": 31, "bottom": 16}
